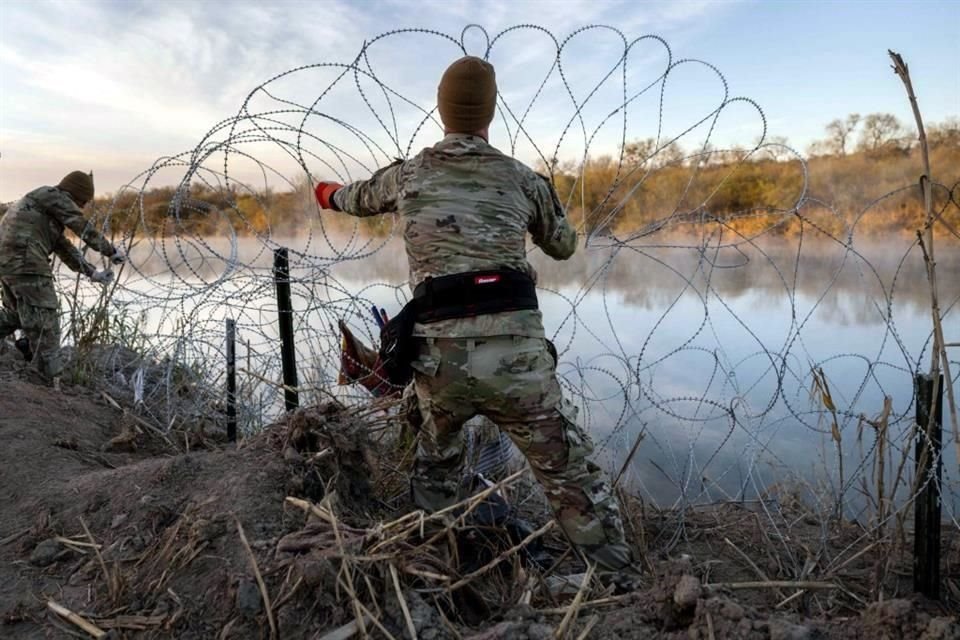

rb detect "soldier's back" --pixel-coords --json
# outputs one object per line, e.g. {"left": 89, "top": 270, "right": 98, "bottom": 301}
{"left": 0, "top": 187, "right": 64, "bottom": 277}
{"left": 399, "top": 135, "right": 551, "bottom": 339}
{"left": 400, "top": 134, "right": 541, "bottom": 285}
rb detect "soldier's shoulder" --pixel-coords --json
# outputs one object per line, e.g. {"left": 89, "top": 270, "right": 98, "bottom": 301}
{"left": 480, "top": 149, "right": 539, "bottom": 182}
{"left": 511, "top": 157, "right": 550, "bottom": 188}
{"left": 367, "top": 156, "right": 406, "bottom": 177}
{"left": 507, "top": 161, "right": 554, "bottom": 199}
{"left": 383, "top": 154, "right": 421, "bottom": 179}
{"left": 30, "top": 186, "right": 67, "bottom": 203}
{"left": 1, "top": 187, "right": 51, "bottom": 218}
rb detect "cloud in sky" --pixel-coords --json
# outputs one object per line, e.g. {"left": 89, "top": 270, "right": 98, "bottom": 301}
{"left": 0, "top": 0, "right": 732, "bottom": 199}
{"left": 1, "top": 0, "right": 957, "bottom": 201}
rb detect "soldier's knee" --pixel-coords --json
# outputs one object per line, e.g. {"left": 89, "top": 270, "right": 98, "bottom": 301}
{"left": 21, "top": 306, "right": 59, "bottom": 335}
{"left": 41, "top": 358, "right": 64, "bottom": 380}
{"left": 525, "top": 412, "right": 595, "bottom": 477}
{"left": 524, "top": 441, "right": 569, "bottom": 476}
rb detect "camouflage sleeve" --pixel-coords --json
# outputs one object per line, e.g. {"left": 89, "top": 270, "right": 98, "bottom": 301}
{"left": 53, "top": 235, "right": 95, "bottom": 276}
{"left": 332, "top": 160, "right": 405, "bottom": 217}
{"left": 42, "top": 189, "right": 116, "bottom": 257}
{"left": 528, "top": 173, "right": 577, "bottom": 260}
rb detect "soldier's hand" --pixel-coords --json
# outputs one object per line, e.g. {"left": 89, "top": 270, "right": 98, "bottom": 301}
{"left": 90, "top": 269, "right": 114, "bottom": 285}
{"left": 110, "top": 248, "right": 126, "bottom": 265}
{"left": 314, "top": 181, "right": 343, "bottom": 210}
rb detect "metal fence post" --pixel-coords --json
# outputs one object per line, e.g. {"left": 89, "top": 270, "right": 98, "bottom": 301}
{"left": 274, "top": 247, "right": 299, "bottom": 411}
{"left": 913, "top": 372, "right": 943, "bottom": 599}
{"left": 226, "top": 318, "right": 237, "bottom": 442}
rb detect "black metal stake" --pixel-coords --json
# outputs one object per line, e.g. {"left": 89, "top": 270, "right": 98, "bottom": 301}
{"left": 913, "top": 373, "right": 943, "bottom": 599}
{"left": 274, "top": 247, "right": 299, "bottom": 411}
{"left": 226, "top": 318, "right": 237, "bottom": 442}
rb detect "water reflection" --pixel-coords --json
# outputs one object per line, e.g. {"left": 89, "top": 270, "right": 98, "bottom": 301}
{"left": 100, "top": 232, "right": 958, "bottom": 512}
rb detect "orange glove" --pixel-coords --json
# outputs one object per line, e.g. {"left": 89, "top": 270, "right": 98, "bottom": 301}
{"left": 315, "top": 181, "right": 343, "bottom": 210}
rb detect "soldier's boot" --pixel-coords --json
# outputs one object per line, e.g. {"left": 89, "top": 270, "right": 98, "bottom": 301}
{"left": 579, "top": 544, "right": 645, "bottom": 594}
{"left": 14, "top": 336, "right": 33, "bottom": 361}
{"left": 597, "top": 564, "right": 645, "bottom": 594}
{"left": 545, "top": 564, "right": 645, "bottom": 597}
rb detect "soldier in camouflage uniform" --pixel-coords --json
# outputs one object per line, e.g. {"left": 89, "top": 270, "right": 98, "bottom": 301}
{"left": 315, "top": 57, "right": 640, "bottom": 581}
{"left": 0, "top": 171, "right": 124, "bottom": 385}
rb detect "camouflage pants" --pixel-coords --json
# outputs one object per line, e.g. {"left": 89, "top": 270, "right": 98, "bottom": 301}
{"left": 410, "top": 335, "right": 634, "bottom": 571}
{"left": 0, "top": 275, "right": 62, "bottom": 379}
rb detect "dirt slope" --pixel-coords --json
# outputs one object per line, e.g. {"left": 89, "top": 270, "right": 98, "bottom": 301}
{"left": 1, "top": 353, "right": 957, "bottom": 639}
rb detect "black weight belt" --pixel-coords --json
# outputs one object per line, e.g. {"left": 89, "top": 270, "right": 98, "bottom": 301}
{"left": 377, "top": 269, "right": 539, "bottom": 386}
{"left": 412, "top": 269, "right": 539, "bottom": 323}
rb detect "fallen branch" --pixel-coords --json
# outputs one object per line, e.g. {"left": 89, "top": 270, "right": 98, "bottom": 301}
{"left": 372, "top": 469, "right": 528, "bottom": 556}
{"left": 80, "top": 517, "right": 118, "bottom": 603}
{"left": 219, "top": 617, "right": 238, "bottom": 640}
{"left": 448, "top": 520, "right": 555, "bottom": 591}
{"left": 240, "top": 368, "right": 341, "bottom": 404}
{"left": 539, "top": 593, "right": 633, "bottom": 615}
{"left": 101, "top": 392, "right": 178, "bottom": 450}
{"left": 575, "top": 615, "right": 600, "bottom": 640}
{"left": 554, "top": 563, "right": 595, "bottom": 639}
{"left": 390, "top": 563, "right": 418, "bottom": 640}
{"left": 324, "top": 497, "right": 369, "bottom": 639}
{"left": 47, "top": 600, "right": 106, "bottom": 639}
{"left": 272, "top": 577, "right": 304, "bottom": 614}
{"left": 235, "top": 518, "right": 277, "bottom": 639}
{"left": 285, "top": 496, "right": 337, "bottom": 525}
{"left": 724, "top": 537, "right": 785, "bottom": 599}
{"left": 53, "top": 536, "right": 101, "bottom": 552}
{"left": 705, "top": 611, "right": 717, "bottom": 640}
{"left": 774, "top": 589, "right": 807, "bottom": 610}
{"left": 317, "top": 614, "right": 372, "bottom": 640}
{"left": 705, "top": 580, "right": 838, "bottom": 591}
{"left": 825, "top": 540, "right": 879, "bottom": 576}
{"left": 612, "top": 427, "right": 646, "bottom": 488}
{"left": 0, "top": 527, "right": 31, "bottom": 546}
{"left": 335, "top": 575, "right": 399, "bottom": 640}
{"left": 403, "top": 566, "right": 451, "bottom": 582}
{"left": 96, "top": 614, "right": 167, "bottom": 630}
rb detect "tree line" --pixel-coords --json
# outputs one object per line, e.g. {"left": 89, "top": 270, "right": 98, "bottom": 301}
{"left": 5, "top": 113, "right": 951, "bottom": 242}
{"left": 550, "top": 114, "right": 959, "bottom": 239}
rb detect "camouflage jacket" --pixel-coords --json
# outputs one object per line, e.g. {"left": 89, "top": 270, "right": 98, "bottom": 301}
{"left": 334, "top": 134, "right": 577, "bottom": 338}
{"left": 0, "top": 186, "right": 115, "bottom": 278}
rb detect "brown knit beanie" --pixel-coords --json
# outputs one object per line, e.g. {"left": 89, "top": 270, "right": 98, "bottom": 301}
{"left": 58, "top": 171, "right": 94, "bottom": 205}
{"left": 437, "top": 56, "right": 497, "bottom": 133}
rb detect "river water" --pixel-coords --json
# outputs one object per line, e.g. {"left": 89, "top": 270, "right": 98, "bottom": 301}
{"left": 87, "top": 230, "right": 958, "bottom": 513}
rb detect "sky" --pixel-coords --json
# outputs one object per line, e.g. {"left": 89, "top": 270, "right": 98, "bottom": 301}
{"left": 0, "top": 0, "right": 957, "bottom": 202}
